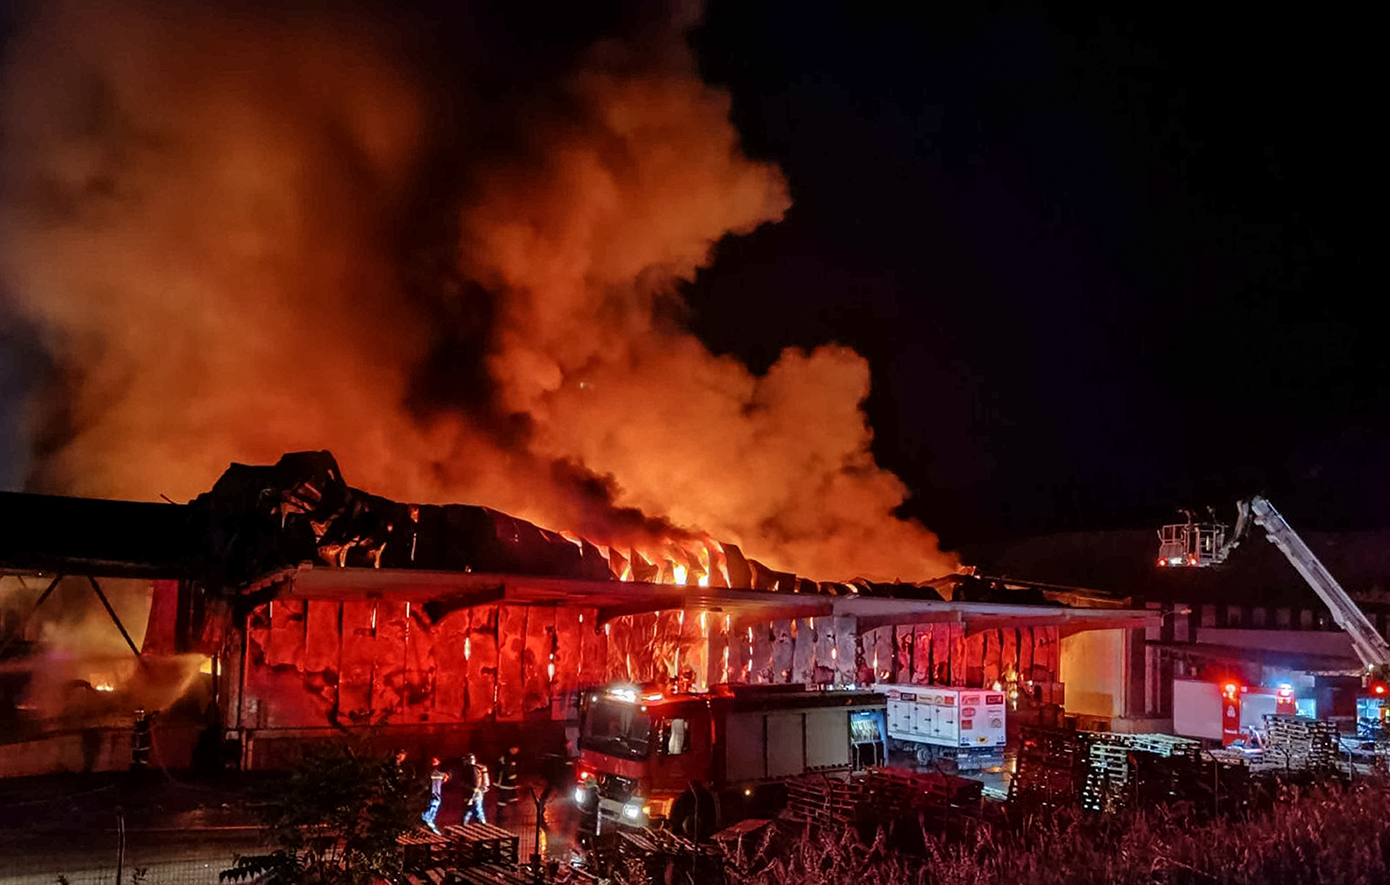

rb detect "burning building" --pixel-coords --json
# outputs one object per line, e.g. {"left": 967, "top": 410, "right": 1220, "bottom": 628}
{"left": 1, "top": 451, "right": 1154, "bottom": 774}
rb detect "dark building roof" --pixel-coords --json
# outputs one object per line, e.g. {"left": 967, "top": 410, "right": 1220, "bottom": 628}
{"left": 0, "top": 490, "right": 196, "bottom": 578}
{"left": 963, "top": 526, "right": 1390, "bottom": 610}
{"left": 0, "top": 452, "right": 1039, "bottom": 606}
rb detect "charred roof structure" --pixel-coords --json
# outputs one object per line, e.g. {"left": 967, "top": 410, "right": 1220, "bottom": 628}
{"left": 2, "top": 452, "right": 1159, "bottom": 772}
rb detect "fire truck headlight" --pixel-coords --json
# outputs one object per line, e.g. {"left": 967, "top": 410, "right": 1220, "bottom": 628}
{"left": 622, "top": 800, "right": 644, "bottom": 821}
{"left": 574, "top": 786, "right": 590, "bottom": 805}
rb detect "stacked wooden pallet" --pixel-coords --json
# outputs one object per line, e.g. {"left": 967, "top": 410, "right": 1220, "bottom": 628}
{"left": 784, "top": 774, "right": 860, "bottom": 825}
{"left": 444, "top": 823, "right": 521, "bottom": 867}
{"left": 1261, "top": 714, "right": 1339, "bottom": 772}
{"left": 783, "top": 768, "right": 985, "bottom": 827}
{"left": 1008, "top": 728, "right": 1085, "bottom": 812}
{"left": 1080, "top": 741, "right": 1132, "bottom": 813}
{"left": 862, "top": 767, "right": 983, "bottom": 810}
{"left": 398, "top": 828, "right": 452, "bottom": 873}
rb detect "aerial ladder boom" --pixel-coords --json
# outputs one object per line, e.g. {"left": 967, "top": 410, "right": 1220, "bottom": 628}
{"left": 1243, "top": 497, "right": 1390, "bottom": 672}
{"left": 1160, "top": 496, "right": 1390, "bottom": 673}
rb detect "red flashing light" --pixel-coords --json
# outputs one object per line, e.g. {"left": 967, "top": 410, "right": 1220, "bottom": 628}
{"left": 1187, "top": 555, "right": 1198, "bottom": 566}
{"left": 1223, "top": 682, "right": 1239, "bottom": 697}
{"left": 1157, "top": 558, "right": 1167, "bottom": 567}
{"left": 1374, "top": 684, "right": 1387, "bottom": 696}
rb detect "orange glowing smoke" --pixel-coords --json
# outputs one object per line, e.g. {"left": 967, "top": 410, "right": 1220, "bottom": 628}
{"left": 0, "top": 0, "right": 956, "bottom": 583}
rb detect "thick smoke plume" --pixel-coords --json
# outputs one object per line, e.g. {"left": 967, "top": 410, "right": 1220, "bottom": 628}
{"left": 0, "top": 0, "right": 955, "bottom": 583}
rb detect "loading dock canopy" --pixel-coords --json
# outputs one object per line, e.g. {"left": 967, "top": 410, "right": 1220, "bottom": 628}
{"left": 246, "top": 566, "right": 1162, "bottom": 635}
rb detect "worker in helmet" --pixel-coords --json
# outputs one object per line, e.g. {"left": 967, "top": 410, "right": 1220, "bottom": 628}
{"left": 421, "top": 756, "right": 449, "bottom": 832}
{"left": 494, "top": 746, "right": 520, "bottom": 824}
{"left": 460, "top": 752, "right": 491, "bottom": 824}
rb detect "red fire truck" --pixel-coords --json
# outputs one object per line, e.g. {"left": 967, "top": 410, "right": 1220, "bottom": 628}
{"left": 573, "top": 682, "right": 887, "bottom": 836}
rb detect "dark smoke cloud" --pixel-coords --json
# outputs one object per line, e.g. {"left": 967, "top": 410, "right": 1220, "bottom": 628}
{"left": 0, "top": 0, "right": 956, "bottom": 584}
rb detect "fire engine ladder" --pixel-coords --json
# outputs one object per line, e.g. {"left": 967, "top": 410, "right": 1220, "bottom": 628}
{"left": 1248, "top": 496, "right": 1390, "bottom": 672}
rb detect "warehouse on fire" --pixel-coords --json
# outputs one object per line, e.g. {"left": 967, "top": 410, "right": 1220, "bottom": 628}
{"left": 0, "top": 452, "right": 1156, "bottom": 774}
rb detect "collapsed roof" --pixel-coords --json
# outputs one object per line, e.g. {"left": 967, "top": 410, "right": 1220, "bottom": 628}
{"left": 3, "top": 451, "right": 1040, "bottom": 602}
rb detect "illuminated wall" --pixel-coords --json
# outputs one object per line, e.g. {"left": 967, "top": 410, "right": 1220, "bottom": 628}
{"left": 1059, "top": 628, "right": 1128, "bottom": 719}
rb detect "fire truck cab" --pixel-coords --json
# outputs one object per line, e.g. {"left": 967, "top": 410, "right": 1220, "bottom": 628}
{"left": 573, "top": 682, "right": 886, "bottom": 834}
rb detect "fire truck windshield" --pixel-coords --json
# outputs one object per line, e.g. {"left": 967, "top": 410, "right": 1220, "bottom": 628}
{"left": 580, "top": 698, "right": 653, "bottom": 761}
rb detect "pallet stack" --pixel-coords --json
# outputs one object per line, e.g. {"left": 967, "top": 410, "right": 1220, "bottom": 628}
{"left": 1080, "top": 741, "right": 1132, "bottom": 813}
{"left": 1077, "top": 731, "right": 1204, "bottom": 812}
{"left": 782, "top": 768, "right": 984, "bottom": 828}
{"left": 863, "top": 767, "right": 982, "bottom": 808}
{"left": 1008, "top": 728, "right": 1086, "bottom": 812}
{"left": 1260, "top": 714, "right": 1339, "bottom": 772}
{"left": 784, "top": 775, "right": 861, "bottom": 825}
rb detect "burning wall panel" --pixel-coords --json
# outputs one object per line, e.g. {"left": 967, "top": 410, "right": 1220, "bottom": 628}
{"left": 522, "top": 608, "right": 553, "bottom": 714}
{"left": 679, "top": 612, "right": 705, "bottom": 689}
{"left": 580, "top": 617, "right": 607, "bottom": 685}
{"left": 649, "top": 611, "right": 679, "bottom": 681}
{"left": 403, "top": 606, "right": 435, "bottom": 720}
{"left": 982, "top": 629, "right": 1001, "bottom": 686}
{"left": 813, "top": 617, "right": 835, "bottom": 685}
{"left": 553, "top": 607, "right": 583, "bottom": 693}
{"left": 791, "top": 618, "right": 814, "bottom": 685}
{"left": 770, "top": 619, "right": 793, "bottom": 682}
{"left": 495, "top": 605, "right": 527, "bottom": 720}
{"left": 465, "top": 606, "right": 498, "bottom": 720}
{"left": 894, "top": 625, "right": 913, "bottom": 683}
{"left": 964, "top": 631, "right": 985, "bottom": 686}
{"left": 1034, "top": 626, "right": 1059, "bottom": 682}
{"left": 370, "top": 602, "right": 408, "bottom": 720}
{"left": 950, "top": 623, "right": 966, "bottom": 685}
{"left": 337, "top": 601, "right": 378, "bottom": 722}
{"left": 731, "top": 624, "right": 752, "bottom": 684}
{"left": 304, "top": 601, "right": 341, "bottom": 675}
{"left": 707, "top": 614, "right": 730, "bottom": 687}
{"left": 872, "top": 626, "right": 894, "bottom": 682}
{"left": 432, "top": 609, "right": 470, "bottom": 720}
{"left": 266, "top": 599, "right": 305, "bottom": 668}
{"left": 751, "top": 622, "right": 774, "bottom": 683}
{"left": 932, "top": 624, "right": 951, "bottom": 684}
{"left": 834, "top": 617, "right": 856, "bottom": 686}
{"left": 606, "top": 619, "right": 630, "bottom": 682}
{"left": 913, "top": 625, "right": 932, "bottom": 684}
{"left": 1002, "top": 628, "right": 1018, "bottom": 682}
{"left": 1018, "top": 626, "right": 1034, "bottom": 680}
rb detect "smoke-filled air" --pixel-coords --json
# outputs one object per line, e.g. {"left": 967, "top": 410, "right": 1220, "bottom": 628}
{"left": 0, "top": 0, "right": 956, "bottom": 583}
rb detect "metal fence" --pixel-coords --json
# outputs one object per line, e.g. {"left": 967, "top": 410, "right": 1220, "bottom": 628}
{"left": 0, "top": 830, "right": 269, "bottom": 885}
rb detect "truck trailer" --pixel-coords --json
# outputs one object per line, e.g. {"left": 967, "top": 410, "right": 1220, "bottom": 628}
{"left": 877, "top": 683, "right": 1007, "bottom": 770}
{"left": 573, "top": 682, "right": 887, "bottom": 835}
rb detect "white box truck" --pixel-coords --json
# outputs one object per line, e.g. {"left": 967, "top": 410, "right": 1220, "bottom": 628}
{"left": 878, "top": 683, "right": 1006, "bottom": 770}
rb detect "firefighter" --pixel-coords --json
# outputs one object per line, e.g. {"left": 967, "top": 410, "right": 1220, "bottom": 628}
{"left": 494, "top": 746, "right": 520, "bottom": 824}
{"left": 130, "top": 707, "right": 152, "bottom": 771}
{"left": 421, "top": 756, "right": 449, "bottom": 833}
{"left": 460, "top": 752, "right": 491, "bottom": 824}
{"left": 537, "top": 749, "right": 571, "bottom": 835}
{"left": 390, "top": 748, "right": 416, "bottom": 798}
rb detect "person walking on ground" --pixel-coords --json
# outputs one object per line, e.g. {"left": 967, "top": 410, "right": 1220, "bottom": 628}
{"left": 494, "top": 746, "right": 520, "bottom": 824}
{"left": 537, "top": 749, "right": 571, "bottom": 834}
{"left": 460, "top": 752, "right": 491, "bottom": 824}
{"left": 421, "top": 756, "right": 449, "bottom": 832}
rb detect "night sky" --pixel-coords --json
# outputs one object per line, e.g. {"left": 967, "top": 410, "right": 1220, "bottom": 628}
{"left": 685, "top": 4, "right": 1382, "bottom": 546}
{"left": 0, "top": 2, "right": 1380, "bottom": 550}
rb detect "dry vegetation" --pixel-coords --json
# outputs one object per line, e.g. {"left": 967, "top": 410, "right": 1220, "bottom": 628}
{"left": 619, "top": 779, "right": 1390, "bottom": 885}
